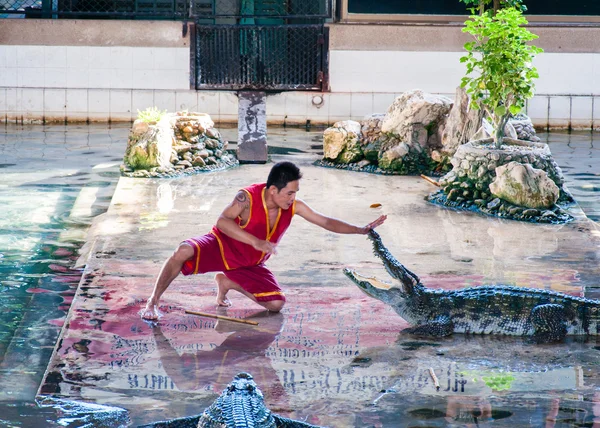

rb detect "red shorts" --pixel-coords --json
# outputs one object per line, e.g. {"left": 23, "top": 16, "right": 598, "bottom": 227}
{"left": 180, "top": 233, "right": 285, "bottom": 303}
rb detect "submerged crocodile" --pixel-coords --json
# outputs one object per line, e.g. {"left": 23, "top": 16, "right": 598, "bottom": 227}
{"left": 344, "top": 230, "right": 600, "bottom": 342}
{"left": 140, "top": 372, "right": 323, "bottom": 428}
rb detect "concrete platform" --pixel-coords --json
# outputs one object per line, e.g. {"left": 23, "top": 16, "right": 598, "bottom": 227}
{"left": 37, "top": 132, "right": 600, "bottom": 426}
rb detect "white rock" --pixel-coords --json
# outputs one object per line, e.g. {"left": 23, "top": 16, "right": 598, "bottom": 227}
{"left": 489, "top": 161, "right": 559, "bottom": 209}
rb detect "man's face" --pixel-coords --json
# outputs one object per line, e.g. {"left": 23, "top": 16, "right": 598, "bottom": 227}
{"left": 271, "top": 180, "right": 299, "bottom": 210}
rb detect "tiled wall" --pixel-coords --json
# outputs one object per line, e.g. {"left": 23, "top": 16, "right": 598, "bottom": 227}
{"left": 1, "top": 45, "right": 599, "bottom": 128}
{"left": 2, "top": 88, "right": 599, "bottom": 129}
{"left": 0, "top": 45, "right": 189, "bottom": 90}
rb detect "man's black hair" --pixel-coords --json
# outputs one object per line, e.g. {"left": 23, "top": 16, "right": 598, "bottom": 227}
{"left": 266, "top": 161, "right": 303, "bottom": 191}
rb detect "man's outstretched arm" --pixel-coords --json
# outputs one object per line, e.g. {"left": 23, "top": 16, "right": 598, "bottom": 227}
{"left": 294, "top": 199, "right": 386, "bottom": 234}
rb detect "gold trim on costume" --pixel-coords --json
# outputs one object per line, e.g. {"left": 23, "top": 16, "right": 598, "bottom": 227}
{"left": 190, "top": 238, "right": 201, "bottom": 274}
{"left": 210, "top": 231, "right": 231, "bottom": 271}
{"left": 254, "top": 291, "right": 284, "bottom": 298}
{"left": 262, "top": 187, "right": 281, "bottom": 240}
{"left": 239, "top": 188, "right": 252, "bottom": 229}
{"left": 292, "top": 200, "right": 296, "bottom": 216}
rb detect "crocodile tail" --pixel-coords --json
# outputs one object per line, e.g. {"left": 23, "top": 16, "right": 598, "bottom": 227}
{"left": 368, "top": 229, "right": 421, "bottom": 293}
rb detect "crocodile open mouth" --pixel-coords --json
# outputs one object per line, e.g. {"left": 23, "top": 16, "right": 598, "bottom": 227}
{"left": 348, "top": 270, "right": 393, "bottom": 290}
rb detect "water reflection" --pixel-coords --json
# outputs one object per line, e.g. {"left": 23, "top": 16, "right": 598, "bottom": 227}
{"left": 152, "top": 310, "right": 285, "bottom": 398}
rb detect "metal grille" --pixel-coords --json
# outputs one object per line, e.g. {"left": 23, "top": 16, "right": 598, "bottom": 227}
{"left": 1, "top": 0, "right": 329, "bottom": 19}
{"left": 0, "top": 0, "right": 188, "bottom": 17}
{"left": 195, "top": 24, "right": 326, "bottom": 90}
{"left": 191, "top": 0, "right": 329, "bottom": 19}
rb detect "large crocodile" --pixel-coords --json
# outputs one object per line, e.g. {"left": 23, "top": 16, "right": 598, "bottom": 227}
{"left": 344, "top": 230, "right": 600, "bottom": 342}
{"left": 140, "top": 372, "right": 323, "bottom": 428}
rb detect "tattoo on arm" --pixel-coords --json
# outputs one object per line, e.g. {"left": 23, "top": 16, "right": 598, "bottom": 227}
{"left": 234, "top": 191, "right": 250, "bottom": 209}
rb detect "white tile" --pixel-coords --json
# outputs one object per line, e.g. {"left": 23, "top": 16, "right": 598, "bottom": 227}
{"left": 593, "top": 97, "right": 600, "bottom": 130}
{"left": 66, "top": 69, "right": 89, "bottom": 88}
{"left": 110, "top": 89, "right": 131, "bottom": 112}
{"left": 176, "top": 48, "right": 190, "bottom": 70}
{"left": 66, "top": 89, "right": 88, "bottom": 112}
{"left": 44, "top": 89, "right": 66, "bottom": 112}
{"left": 571, "top": 96, "right": 593, "bottom": 129}
{"left": 67, "top": 89, "right": 88, "bottom": 120}
{"left": 44, "top": 46, "right": 67, "bottom": 68}
{"left": 131, "top": 69, "right": 155, "bottom": 90}
{"left": 328, "top": 93, "right": 351, "bottom": 120}
{"left": 285, "top": 92, "right": 308, "bottom": 117}
{"left": 219, "top": 92, "right": 238, "bottom": 116}
{"left": 89, "top": 47, "right": 111, "bottom": 69}
{"left": 0, "top": 46, "right": 7, "bottom": 69}
{"left": 330, "top": 50, "right": 464, "bottom": 94}
{"left": 306, "top": 92, "right": 329, "bottom": 121}
{"left": 373, "top": 93, "right": 396, "bottom": 114}
{"left": 548, "top": 96, "right": 571, "bottom": 128}
{"left": 154, "top": 70, "right": 188, "bottom": 90}
{"left": 175, "top": 90, "right": 198, "bottom": 112}
{"left": 350, "top": 93, "right": 374, "bottom": 120}
{"left": 154, "top": 90, "right": 176, "bottom": 112}
{"left": 132, "top": 47, "right": 155, "bottom": 71}
{"left": 5, "top": 46, "right": 17, "bottom": 68}
{"left": 88, "top": 89, "right": 110, "bottom": 113}
{"left": 0, "top": 88, "right": 6, "bottom": 115}
{"left": 45, "top": 68, "right": 67, "bottom": 88}
{"left": 171, "top": 70, "right": 191, "bottom": 90}
{"left": 592, "top": 55, "right": 600, "bottom": 95}
{"left": 197, "top": 91, "right": 219, "bottom": 116}
{"left": 17, "top": 46, "right": 45, "bottom": 68}
{"left": 88, "top": 69, "right": 111, "bottom": 89}
{"left": 132, "top": 90, "right": 155, "bottom": 118}
{"left": 6, "top": 88, "right": 18, "bottom": 115}
{"left": 3, "top": 68, "right": 18, "bottom": 86}
{"left": 66, "top": 46, "right": 90, "bottom": 69}
{"left": 110, "top": 47, "right": 134, "bottom": 70}
{"left": 17, "top": 68, "right": 45, "bottom": 87}
{"left": 534, "top": 53, "right": 593, "bottom": 96}
{"left": 20, "top": 88, "right": 44, "bottom": 111}
{"left": 110, "top": 89, "right": 132, "bottom": 121}
{"left": 266, "top": 92, "right": 285, "bottom": 117}
{"left": 153, "top": 48, "right": 179, "bottom": 70}
{"left": 525, "top": 96, "right": 548, "bottom": 128}
{"left": 109, "top": 68, "right": 133, "bottom": 89}
{"left": 219, "top": 114, "right": 237, "bottom": 124}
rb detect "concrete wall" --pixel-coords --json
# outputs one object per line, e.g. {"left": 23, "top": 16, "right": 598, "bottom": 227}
{"left": 1, "top": 19, "right": 599, "bottom": 128}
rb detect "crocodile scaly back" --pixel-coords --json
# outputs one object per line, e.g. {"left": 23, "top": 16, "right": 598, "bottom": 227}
{"left": 198, "top": 373, "right": 324, "bottom": 428}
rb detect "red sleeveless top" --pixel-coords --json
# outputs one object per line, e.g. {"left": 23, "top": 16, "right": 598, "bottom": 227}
{"left": 211, "top": 183, "right": 295, "bottom": 270}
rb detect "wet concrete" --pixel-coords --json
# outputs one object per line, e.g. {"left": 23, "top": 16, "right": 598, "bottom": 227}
{"left": 37, "top": 128, "right": 600, "bottom": 427}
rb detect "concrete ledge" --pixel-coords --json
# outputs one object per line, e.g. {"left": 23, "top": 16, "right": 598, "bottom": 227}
{"left": 0, "top": 19, "right": 190, "bottom": 47}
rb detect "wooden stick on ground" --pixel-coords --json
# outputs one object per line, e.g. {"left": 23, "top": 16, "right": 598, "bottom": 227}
{"left": 429, "top": 367, "right": 441, "bottom": 391}
{"left": 185, "top": 310, "right": 259, "bottom": 325}
{"left": 420, "top": 174, "right": 440, "bottom": 187}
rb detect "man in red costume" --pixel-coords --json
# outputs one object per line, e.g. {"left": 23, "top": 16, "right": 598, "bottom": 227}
{"left": 141, "top": 161, "right": 386, "bottom": 320}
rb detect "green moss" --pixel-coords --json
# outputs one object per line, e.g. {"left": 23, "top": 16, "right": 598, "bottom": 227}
{"left": 137, "top": 107, "right": 167, "bottom": 123}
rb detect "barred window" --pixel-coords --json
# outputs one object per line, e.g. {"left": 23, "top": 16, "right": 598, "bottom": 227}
{"left": 347, "top": 0, "right": 600, "bottom": 17}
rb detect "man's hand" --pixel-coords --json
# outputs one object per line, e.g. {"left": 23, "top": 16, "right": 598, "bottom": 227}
{"left": 252, "top": 239, "right": 278, "bottom": 255}
{"left": 358, "top": 214, "right": 387, "bottom": 234}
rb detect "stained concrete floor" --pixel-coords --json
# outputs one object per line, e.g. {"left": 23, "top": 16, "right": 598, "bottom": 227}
{"left": 37, "top": 128, "right": 600, "bottom": 427}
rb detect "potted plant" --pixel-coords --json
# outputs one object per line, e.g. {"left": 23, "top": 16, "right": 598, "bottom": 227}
{"left": 426, "top": 3, "right": 575, "bottom": 223}
{"left": 459, "top": 6, "right": 542, "bottom": 147}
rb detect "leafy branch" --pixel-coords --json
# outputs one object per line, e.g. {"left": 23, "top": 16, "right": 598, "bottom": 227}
{"left": 460, "top": 7, "right": 543, "bottom": 147}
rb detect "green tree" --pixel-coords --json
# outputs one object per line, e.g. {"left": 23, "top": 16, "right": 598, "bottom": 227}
{"left": 460, "top": 7, "right": 543, "bottom": 147}
{"left": 459, "top": 0, "right": 526, "bottom": 15}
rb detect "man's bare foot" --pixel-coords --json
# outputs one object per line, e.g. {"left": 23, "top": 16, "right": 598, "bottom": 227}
{"left": 140, "top": 300, "right": 163, "bottom": 320}
{"left": 215, "top": 273, "right": 232, "bottom": 307}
